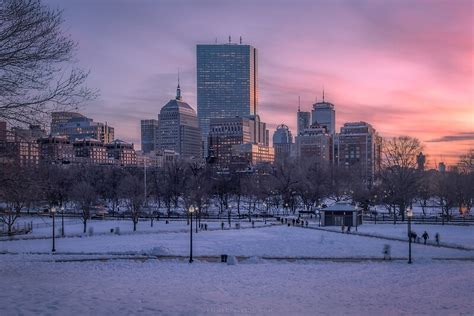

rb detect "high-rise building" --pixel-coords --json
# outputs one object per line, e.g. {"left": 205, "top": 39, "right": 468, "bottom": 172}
{"left": 197, "top": 42, "right": 258, "bottom": 156}
{"left": 156, "top": 84, "right": 201, "bottom": 159}
{"left": 51, "top": 112, "right": 114, "bottom": 143}
{"left": 272, "top": 124, "right": 293, "bottom": 162}
{"left": 295, "top": 125, "right": 332, "bottom": 162}
{"left": 297, "top": 108, "right": 311, "bottom": 136}
{"left": 140, "top": 119, "right": 158, "bottom": 154}
{"left": 438, "top": 162, "right": 446, "bottom": 173}
{"left": 417, "top": 152, "right": 426, "bottom": 170}
{"left": 231, "top": 143, "right": 274, "bottom": 167}
{"left": 311, "top": 93, "right": 336, "bottom": 135}
{"left": 208, "top": 117, "right": 252, "bottom": 168}
{"left": 336, "top": 122, "right": 382, "bottom": 184}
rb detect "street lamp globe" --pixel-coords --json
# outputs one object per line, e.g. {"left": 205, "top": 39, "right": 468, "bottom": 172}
{"left": 189, "top": 206, "right": 195, "bottom": 213}
{"left": 51, "top": 207, "right": 56, "bottom": 214}
{"left": 407, "top": 208, "right": 413, "bottom": 218}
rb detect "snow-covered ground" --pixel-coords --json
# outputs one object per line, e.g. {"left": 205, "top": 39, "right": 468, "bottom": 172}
{"left": 6, "top": 216, "right": 270, "bottom": 239}
{"left": 345, "top": 223, "right": 474, "bottom": 249}
{"left": 0, "top": 258, "right": 472, "bottom": 315}
{"left": 1, "top": 219, "right": 473, "bottom": 315}
{"left": 1, "top": 224, "right": 471, "bottom": 259}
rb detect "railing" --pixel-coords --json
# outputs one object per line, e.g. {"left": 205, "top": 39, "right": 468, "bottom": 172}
{"left": 362, "top": 214, "right": 474, "bottom": 224}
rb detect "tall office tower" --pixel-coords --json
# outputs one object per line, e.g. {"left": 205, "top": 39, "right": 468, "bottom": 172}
{"left": 295, "top": 125, "right": 332, "bottom": 163}
{"left": 248, "top": 114, "right": 269, "bottom": 146}
{"left": 272, "top": 124, "right": 293, "bottom": 162}
{"left": 207, "top": 117, "right": 252, "bottom": 168}
{"left": 336, "top": 122, "right": 382, "bottom": 185}
{"left": 197, "top": 41, "right": 258, "bottom": 156}
{"left": 297, "top": 108, "right": 310, "bottom": 136}
{"left": 140, "top": 119, "right": 158, "bottom": 153}
{"left": 311, "top": 92, "right": 336, "bottom": 135}
{"left": 51, "top": 112, "right": 114, "bottom": 143}
{"left": 156, "top": 84, "right": 201, "bottom": 159}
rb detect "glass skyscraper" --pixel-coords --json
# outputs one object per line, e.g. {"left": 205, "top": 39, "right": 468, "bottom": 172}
{"left": 196, "top": 43, "right": 258, "bottom": 157}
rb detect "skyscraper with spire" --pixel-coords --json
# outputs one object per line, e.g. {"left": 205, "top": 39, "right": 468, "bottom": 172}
{"left": 197, "top": 41, "right": 258, "bottom": 157}
{"left": 311, "top": 90, "right": 336, "bottom": 135}
{"left": 155, "top": 81, "right": 201, "bottom": 158}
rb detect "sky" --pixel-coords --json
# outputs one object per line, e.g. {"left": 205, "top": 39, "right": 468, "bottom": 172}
{"left": 46, "top": 0, "right": 473, "bottom": 166}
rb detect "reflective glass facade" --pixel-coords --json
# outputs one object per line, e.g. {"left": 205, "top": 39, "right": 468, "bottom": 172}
{"left": 197, "top": 44, "right": 258, "bottom": 157}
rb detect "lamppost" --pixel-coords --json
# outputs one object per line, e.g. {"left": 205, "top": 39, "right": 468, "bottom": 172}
{"left": 263, "top": 202, "right": 267, "bottom": 224}
{"left": 317, "top": 205, "right": 322, "bottom": 227}
{"left": 189, "top": 205, "right": 195, "bottom": 263}
{"left": 61, "top": 205, "right": 65, "bottom": 237}
{"left": 407, "top": 208, "right": 413, "bottom": 264}
{"left": 51, "top": 206, "right": 57, "bottom": 253}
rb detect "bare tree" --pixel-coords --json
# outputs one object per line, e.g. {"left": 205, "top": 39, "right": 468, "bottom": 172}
{"left": 327, "top": 165, "right": 352, "bottom": 202}
{"left": 183, "top": 160, "right": 211, "bottom": 230}
{"left": 0, "top": 0, "right": 96, "bottom": 125}
{"left": 71, "top": 181, "right": 96, "bottom": 233}
{"left": 296, "top": 160, "right": 328, "bottom": 212}
{"left": 119, "top": 173, "right": 144, "bottom": 232}
{"left": 39, "top": 164, "right": 70, "bottom": 210}
{"left": 0, "top": 165, "right": 39, "bottom": 235}
{"left": 458, "top": 149, "right": 473, "bottom": 174}
{"left": 380, "top": 136, "right": 423, "bottom": 221}
{"left": 270, "top": 160, "right": 299, "bottom": 215}
{"left": 161, "top": 160, "right": 185, "bottom": 216}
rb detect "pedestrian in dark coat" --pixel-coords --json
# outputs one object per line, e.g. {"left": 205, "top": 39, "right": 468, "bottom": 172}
{"left": 422, "top": 231, "right": 429, "bottom": 245}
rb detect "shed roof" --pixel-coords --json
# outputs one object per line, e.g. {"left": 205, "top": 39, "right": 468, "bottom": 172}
{"left": 322, "top": 202, "right": 360, "bottom": 212}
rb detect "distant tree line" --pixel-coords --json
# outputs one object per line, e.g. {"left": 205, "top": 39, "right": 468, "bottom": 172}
{"left": 0, "top": 137, "right": 472, "bottom": 235}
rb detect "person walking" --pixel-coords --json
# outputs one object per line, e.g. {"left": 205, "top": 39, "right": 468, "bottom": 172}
{"left": 422, "top": 231, "right": 429, "bottom": 245}
{"left": 435, "top": 233, "right": 440, "bottom": 246}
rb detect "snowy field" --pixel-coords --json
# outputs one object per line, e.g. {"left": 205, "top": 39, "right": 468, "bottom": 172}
{"left": 1, "top": 219, "right": 473, "bottom": 315}
{"left": 315, "top": 222, "right": 474, "bottom": 250}
{"left": 0, "top": 259, "right": 472, "bottom": 316}
{"left": 5, "top": 215, "right": 270, "bottom": 239}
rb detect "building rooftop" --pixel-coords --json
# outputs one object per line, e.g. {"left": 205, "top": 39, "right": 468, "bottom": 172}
{"left": 323, "top": 202, "right": 359, "bottom": 212}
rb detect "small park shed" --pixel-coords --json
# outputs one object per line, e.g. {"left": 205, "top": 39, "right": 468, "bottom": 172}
{"left": 320, "top": 202, "right": 362, "bottom": 227}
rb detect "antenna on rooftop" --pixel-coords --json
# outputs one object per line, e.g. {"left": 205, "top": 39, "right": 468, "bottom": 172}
{"left": 298, "top": 96, "right": 301, "bottom": 111}
{"left": 240, "top": 36, "right": 242, "bottom": 44}
{"left": 322, "top": 86, "right": 325, "bottom": 102}
{"left": 228, "top": 35, "right": 231, "bottom": 43}
{"left": 215, "top": 37, "right": 217, "bottom": 44}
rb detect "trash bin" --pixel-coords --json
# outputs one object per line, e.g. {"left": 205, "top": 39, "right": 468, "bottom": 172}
{"left": 221, "top": 254, "right": 228, "bottom": 263}
{"left": 110, "top": 228, "right": 114, "bottom": 233}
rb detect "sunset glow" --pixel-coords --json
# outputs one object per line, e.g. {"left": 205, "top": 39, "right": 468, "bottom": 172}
{"left": 47, "top": 0, "right": 473, "bottom": 166}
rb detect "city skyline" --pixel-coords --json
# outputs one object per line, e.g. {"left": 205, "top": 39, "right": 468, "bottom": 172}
{"left": 44, "top": 0, "right": 473, "bottom": 165}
